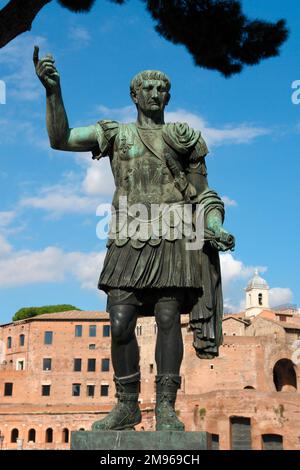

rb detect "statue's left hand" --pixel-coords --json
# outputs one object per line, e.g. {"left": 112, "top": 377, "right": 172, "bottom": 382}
{"left": 210, "top": 227, "right": 235, "bottom": 252}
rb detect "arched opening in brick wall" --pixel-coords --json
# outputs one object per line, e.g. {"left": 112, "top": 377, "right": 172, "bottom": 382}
{"left": 262, "top": 434, "right": 283, "bottom": 450}
{"left": 244, "top": 386, "right": 255, "bottom": 390}
{"left": 45, "top": 428, "right": 53, "bottom": 443}
{"left": 273, "top": 359, "right": 297, "bottom": 392}
{"left": 62, "top": 428, "right": 69, "bottom": 443}
{"left": 11, "top": 428, "right": 19, "bottom": 443}
{"left": 28, "top": 429, "right": 36, "bottom": 443}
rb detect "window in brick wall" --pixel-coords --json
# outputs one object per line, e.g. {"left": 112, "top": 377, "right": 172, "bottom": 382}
{"left": 149, "top": 364, "right": 154, "bottom": 374}
{"left": 43, "top": 358, "right": 52, "bottom": 371}
{"left": 75, "top": 325, "right": 83, "bottom": 337}
{"left": 88, "top": 358, "right": 96, "bottom": 372}
{"left": 62, "top": 428, "right": 69, "bottom": 443}
{"left": 136, "top": 325, "right": 142, "bottom": 336}
{"left": 103, "top": 325, "right": 110, "bottom": 337}
{"left": 278, "top": 315, "right": 287, "bottom": 322}
{"left": 11, "top": 429, "right": 19, "bottom": 443}
{"left": 72, "top": 383, "right": 81, "bottom": 396}
{"left": 44, "top": 331, "right": 53, "bottom": 345}
{"left": 211, "top": 434, "right": 219, "bottom": 450}
{"left": 19, "top": 334, "right": 25, "bottom": 346}
{"left": 42, "top": 385, "right": 51, "bottom": 396}
{"left": 101, "top": 385, "right": 109, "bottom": 396}
{"left": 7, "top": 336, "right": 12, "bottom": 348}
{"left": 4, "top": 382, "right": 13, "bottom": 396}
{"left": 89, "top": 344, "right": 96, "bottom": 350}
{"left": 87, "top": 385, "right": 95, "bottom": 397}
{"left": 46, "top": 428, "right": 53, "bottom": 443}
{"left": 28, "top": 428, "right": 36, "bottom": 443}
{"left": 262, "top": 434, "right": 283, "bottom": 450}
{"left": 73, "top": 358, "right": 82, "bottom": 372}
{"left": 230, "top": 417, "right": 251, "bottom": 450}
{"left": 16, "top": 359, "right": 25, "bottom": 371}
{"left": 101, "top": 358, "right": 110, "bottom": 372}
{"left": 89, "top": 325, "right": 97, "bottom": 337}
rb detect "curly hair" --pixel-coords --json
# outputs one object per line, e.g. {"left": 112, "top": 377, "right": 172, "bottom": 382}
{"left": 130, "top": 70, "right": 171, "bottom": 96}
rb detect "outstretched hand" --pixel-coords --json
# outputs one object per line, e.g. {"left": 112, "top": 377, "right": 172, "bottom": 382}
{"left": 209, "top": 226, "right": 235, "bottom": 252}
{"left": 205, "top": 226, "right": 235, "bottom": 252}
{"left": 33, "top": 46, "right": 60, "bottom": 92}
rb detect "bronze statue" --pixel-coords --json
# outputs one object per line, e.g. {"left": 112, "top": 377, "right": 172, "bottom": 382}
{"left": 34, "top": 46, "right": 235, "bottom": 432}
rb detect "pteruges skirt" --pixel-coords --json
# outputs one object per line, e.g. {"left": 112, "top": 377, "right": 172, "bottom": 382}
{"left": 98, "top": 238, "right": 202, "bottom": 292}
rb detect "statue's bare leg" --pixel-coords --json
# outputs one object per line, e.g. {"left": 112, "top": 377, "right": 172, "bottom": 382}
{"left": 110, "top": 304, "right": 140, "bottom": 378}
{"left": 92, "top": 304, "right": 141, "bottom": 431}
{"left": 154, "top": 298, "right": 185, "bottom": 431}
{"left": 154, "top": 299, "right": 183, "bottom": 374}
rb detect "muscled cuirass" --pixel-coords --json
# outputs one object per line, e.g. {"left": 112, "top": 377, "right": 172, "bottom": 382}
{"left": 110, "top": 123, "right": 184, "bottom": 210}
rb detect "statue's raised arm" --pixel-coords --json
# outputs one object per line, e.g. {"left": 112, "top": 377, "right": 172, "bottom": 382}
{"left": 33, "top": 46, "right": 97, "bottom": 152}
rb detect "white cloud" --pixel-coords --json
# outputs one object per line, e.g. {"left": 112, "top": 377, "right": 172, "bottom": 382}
{"left": 220, "top": 255, "right": 295, "bottom": 313}
{"left": 269, "top": 288, "right": 293, "bottom": 308}
{"left": 0, "top": 234, "right": 13, "bottom": 255}
{"left": 220, "top": 253, "right": 257, "bottom": 289}
{"left": 96, "top": 105, "right": 136, "bottom": 123}
{"left": 165, "top": 109, "right": 270, "bottom": 147}
{"left": 19, "top": 183, "right": 100, "bottom": 217}
{"left": 69, "top": 26, "right": 91, "bottom": 47}
{"left": 0, "top": 34, "right": 47, "bottom": 101}
{"left": 94, "top": 105, "right": 270, "bottom": 147}
{"left": 221, "top": 196, "right": 238, "bottom": 207}
{"left": 220, "top": 254, "right": 269, "bottom": 312}
{"left": 0, "top": 117, "right": 49, "bottom": 150}
{"left": 0, "top": 244, "right": 105, "bottom": 290}
{"left": 67, "top": 250, "right": 106, "bottom": 290}
{"left": 81, "top": 158, "right": 115, "bottom": 197}
{"left": 0, "top": 211, "right": 16, "bottom": 227}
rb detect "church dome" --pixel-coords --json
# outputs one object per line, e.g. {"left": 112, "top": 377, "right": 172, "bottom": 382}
{"left": 246, "top": 269, "right": 269, "bottom": 290}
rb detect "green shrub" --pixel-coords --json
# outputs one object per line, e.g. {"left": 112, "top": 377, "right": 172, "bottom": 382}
{"left": 13, "top": 304, "right": 81, "bottom": 321}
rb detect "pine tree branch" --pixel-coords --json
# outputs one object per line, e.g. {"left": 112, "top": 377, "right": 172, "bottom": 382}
{"left": 0, "top": 0, "right": 52, "bottom": 48}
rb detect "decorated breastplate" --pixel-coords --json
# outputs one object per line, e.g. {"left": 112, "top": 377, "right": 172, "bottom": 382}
{"left": 111, "top": 123, "right": 183, "bottom": 209}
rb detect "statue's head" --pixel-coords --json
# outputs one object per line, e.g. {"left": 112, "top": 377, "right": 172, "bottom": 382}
{"left": 130, "top": 70, "right": 171, "bottom": 115}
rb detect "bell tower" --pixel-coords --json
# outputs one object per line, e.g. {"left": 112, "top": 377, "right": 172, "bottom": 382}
{"left": 245, "top": 269, "right": 269, "bottom": 318}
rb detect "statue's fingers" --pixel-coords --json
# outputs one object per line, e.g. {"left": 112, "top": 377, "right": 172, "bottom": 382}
{"left": 39, "top": 58, "right": 55, "bottom": 66}
{"left": 45, "top": 53, "right": 54, "bottom": 62}
{"left": 38, "top": 63, "right": 57, "bottom": 75}
{"left": 39, "top": 68, "right": 53, "bottom": 80}
{"left": 39, "top": 66, "right": 55, "bottom": 78}
{"left": 33, "top": 45, "right": 39, "bottom": 66}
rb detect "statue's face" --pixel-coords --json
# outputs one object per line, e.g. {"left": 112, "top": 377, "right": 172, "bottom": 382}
{"left": 132, "top": 79, "right": 170, "bottom": 114}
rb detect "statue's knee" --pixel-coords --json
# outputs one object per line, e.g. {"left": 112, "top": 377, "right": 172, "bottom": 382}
{"left": 110, "top": 306, "right": 137, "bottom": 344}
{"left": 155, "top": 305, "right": 179, "bottom": 332}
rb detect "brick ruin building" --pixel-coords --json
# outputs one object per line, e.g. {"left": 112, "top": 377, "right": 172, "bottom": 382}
{"left": 0, "top": 271, "right": 299, "bottom": 450}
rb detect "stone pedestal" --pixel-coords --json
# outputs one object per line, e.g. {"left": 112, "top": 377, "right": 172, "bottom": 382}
{"left": 71, "top": 430, "right": 211, "bottom": 450}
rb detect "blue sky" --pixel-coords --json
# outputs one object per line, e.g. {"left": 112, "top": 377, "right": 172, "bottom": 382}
{"left": 0, "top": 0, "right": 299, "bottom": 323}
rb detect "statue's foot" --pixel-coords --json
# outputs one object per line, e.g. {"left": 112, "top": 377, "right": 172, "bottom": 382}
{"left": 155, "top": 402, "right": 185, "bottom": 431}
{"left": 92, "top": 403, "right": 141, "bottom": 431}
